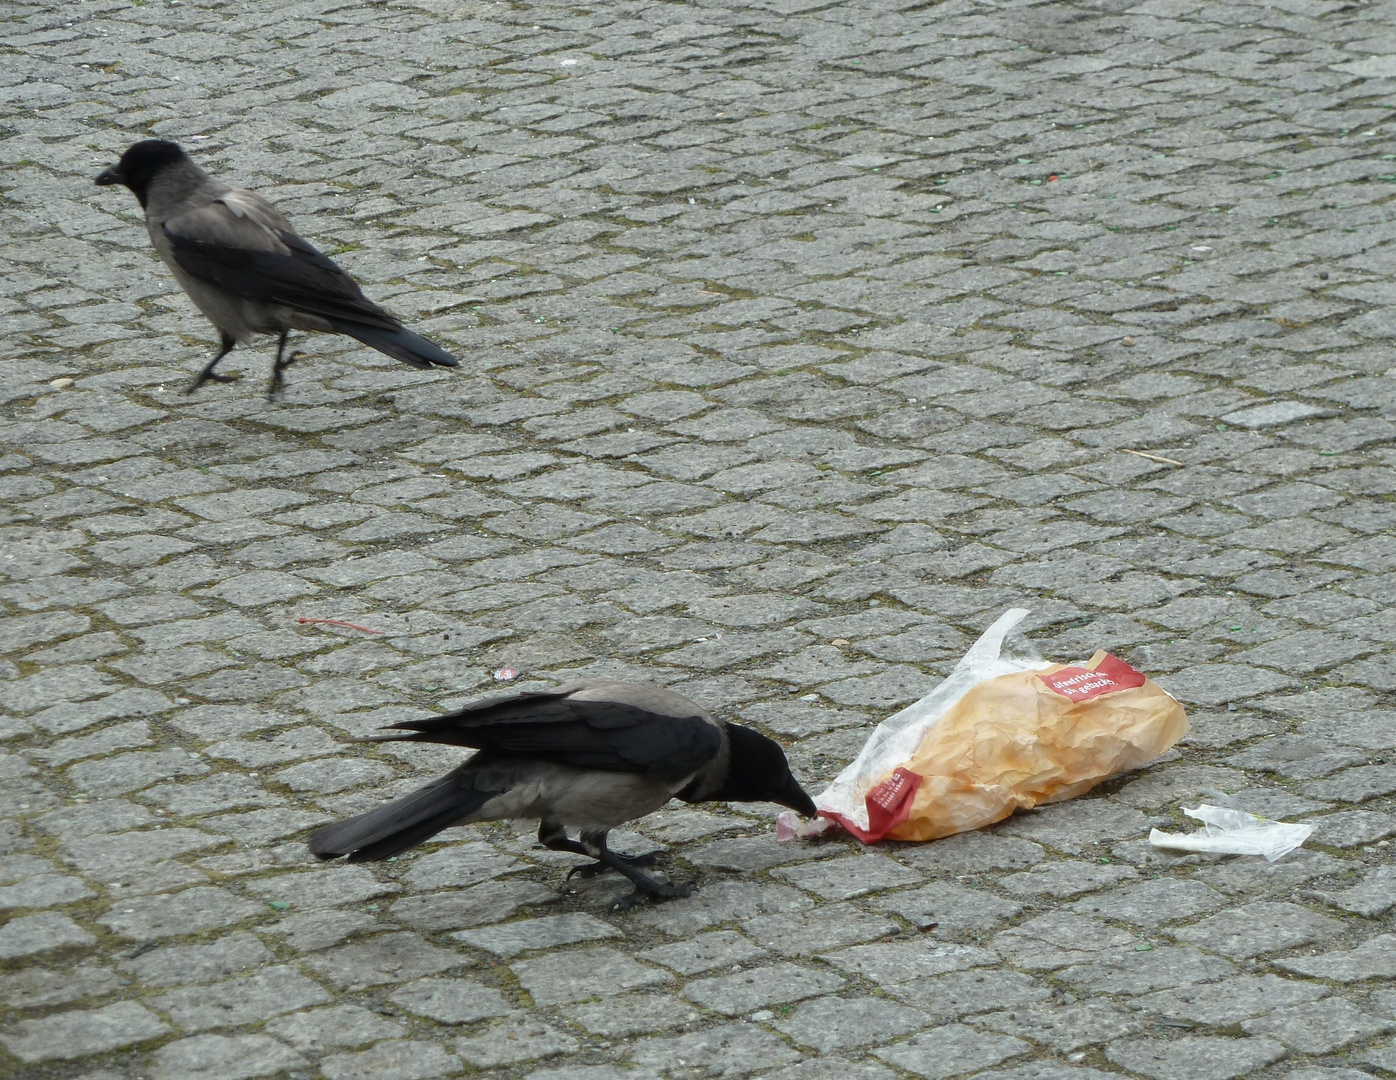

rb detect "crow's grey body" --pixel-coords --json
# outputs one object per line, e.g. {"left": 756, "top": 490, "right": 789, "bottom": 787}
{"left": 96, "top": 139, "right": 459, "bottom": 393}
{"left": 308, "top": 680, "right": 815, "bottom": 905}
{"left": 146, "top": 177, "right": 336, "bottom": 344}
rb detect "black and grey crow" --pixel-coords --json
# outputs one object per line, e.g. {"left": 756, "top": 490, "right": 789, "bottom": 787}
{"left": 95, "top": 139, "right": 459, "bottom": 394}
{"left": 308, "top": 680, "right": 818, "bottom": 905}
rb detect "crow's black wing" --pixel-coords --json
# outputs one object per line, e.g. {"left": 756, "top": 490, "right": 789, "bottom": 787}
{"left": 379, "top": 685, "right": 722, "bottom": 783}
{"left": 162, "top": 190, "right": 401, "bottom": 330}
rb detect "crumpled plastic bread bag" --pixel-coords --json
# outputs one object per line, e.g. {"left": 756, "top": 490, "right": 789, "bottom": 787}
{"left": 794, "top": 609, "right": 1188, "bottom": 843}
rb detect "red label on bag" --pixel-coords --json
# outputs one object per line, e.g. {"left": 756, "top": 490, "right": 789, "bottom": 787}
{"left": 1039, "top": 653, "right": 1146, "bottom": 701}
{"left": 817, "top": 767, "right": 922, "bottom": 844}
{"left": 866, "top": 767, "right": 922, "bottom": 837}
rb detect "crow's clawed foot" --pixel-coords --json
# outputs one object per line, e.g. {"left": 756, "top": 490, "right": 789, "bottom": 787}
{"left": 267, "top": 351, "right": 305, "bottom": 397}
{"left": 566, "top": 849, "right": 666, "bottom": 880}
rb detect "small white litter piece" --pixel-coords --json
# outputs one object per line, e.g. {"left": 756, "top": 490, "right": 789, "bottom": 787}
{"left": 1149, "top": 803, "right": 1314, "bottom": 862}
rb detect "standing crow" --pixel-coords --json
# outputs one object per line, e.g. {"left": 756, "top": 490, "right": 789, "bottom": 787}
{"left": 95, "top": 139, "right": 459, "bottom": 394}
{"left": 309, "top": 680, "right": 818, "bottom": 905}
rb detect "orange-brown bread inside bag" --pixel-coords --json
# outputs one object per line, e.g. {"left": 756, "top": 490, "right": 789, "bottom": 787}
{"left": 885, "top": 651, "right": 1188, "bottom": 841}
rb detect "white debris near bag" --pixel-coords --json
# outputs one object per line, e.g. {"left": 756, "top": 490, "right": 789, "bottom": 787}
{"left": 1148, "top": 804, "right": 1315, "bottom": 862}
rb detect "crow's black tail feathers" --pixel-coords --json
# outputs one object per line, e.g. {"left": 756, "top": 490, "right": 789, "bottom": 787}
{"left": 337, "top": 321, "right": 460, "bottom": 370}
{"left": 308, "top": 770, "right": 496, "bottom": 862}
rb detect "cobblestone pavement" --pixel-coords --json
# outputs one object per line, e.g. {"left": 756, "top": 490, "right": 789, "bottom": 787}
{"left": 3, "top": 0, "right": 1396, "bottom": 1077}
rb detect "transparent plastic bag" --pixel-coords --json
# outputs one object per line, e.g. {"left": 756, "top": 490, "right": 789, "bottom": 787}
{"left": 779, "top": 608, "right": 1189, "bottom": 843}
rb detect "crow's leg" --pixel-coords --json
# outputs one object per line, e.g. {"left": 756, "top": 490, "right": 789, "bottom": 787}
{"left": 538, "top": 820, "right": 593, "bottom": 864}
{"left": 535, "top": 823, "right": 664, "bottom": 879}
{"left": 538, "top": 822, "right": 688, "bottom": 905}
{"left": 583, "top": 849, "right": 666, "bottom": 870}
{"left": 267, "top": 331, "right": 304, "bottom": 396}
{"left": 538, "top": 820, "right": 610, "bottom": 881}
{"left": 581, "top": 825, "right": 691, "bottom": 909}
{"left": 185, "top": 331, "right": 238, "bottom": 393}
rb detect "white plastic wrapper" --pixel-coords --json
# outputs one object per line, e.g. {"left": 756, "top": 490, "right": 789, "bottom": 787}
{"left": 1148, "top": 804, "right": 1314, "bottom": 862}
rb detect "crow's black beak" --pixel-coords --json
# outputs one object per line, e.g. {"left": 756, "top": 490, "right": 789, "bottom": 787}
{"left": 780, "top": 775, "right": 818, "bottom": 818}
{"left": 95, "top": 165, "right": 122, "bottom": 186}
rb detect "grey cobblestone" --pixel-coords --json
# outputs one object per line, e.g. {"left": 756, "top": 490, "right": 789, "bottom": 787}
{"left": 149, "top": 1033, "right": 308, "bottom": 1080}
{"left": 5, "top": 0, "right": 1396, "bottom": 1077}
{"left": 1242, "top": 996, "right": 1394, "bottom": 1054}
{"left": 876, "top": 1024, "right": 1029, "bottom": 1079}
{"left": 0, "top": 910, "right": 94, "bottom": 959}
{"left": 629, "top": 1022, "right": 800, "bottom": 1078}
{"left": 1106, "top": 1035, "right": 1286, "bottom": 1080}
{"left": 304, "top": 931, "right": 466, "bottom": 990}
{"left": 320, "top": 1039, "right": 461, "bottom": 1080}
{"left": 454, "top": 1013, "right": 578, "bottom": 1069}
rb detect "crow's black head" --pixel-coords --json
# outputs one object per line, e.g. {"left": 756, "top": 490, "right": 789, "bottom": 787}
{"left": 700, "top": 723, "right": 818, "bottom": 816}
{"left": 95, "top": 140, "right": 189, "bottom": 208}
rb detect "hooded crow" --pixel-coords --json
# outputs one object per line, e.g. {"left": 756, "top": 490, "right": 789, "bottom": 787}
{"left": 95, "top": 139, "right": 459, "bottom": 394}
{"left": 308, "top": 680, "right": 817, "bottom": 905}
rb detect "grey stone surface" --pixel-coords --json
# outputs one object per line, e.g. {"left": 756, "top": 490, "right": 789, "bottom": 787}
{"left": 564, "top": 992, "right": 703, "bottom": 1037}
{"left": 1313, "top": 865, "right": 1396, "bottom": 917}
{"left": 1359, "top": 1041, "right": 1396, "bottom": 1074}
{"left": 1307, "top": 809, "right": 1396, "bottom": 848}
{"left": 0, "top": 1000, "right": 169, "bottom": 1063}
{"left": 890, "top": 970, "right": 1053, "bottom": 1020}
{"left": 389, "top": 977, "right": 511, "bottom": 1024}
{"left": 683, "top": 961, "right": 843, "bottom": 1016}
{"left": 823, "top": 939, "right": 996, "bottom": 986}
{"left": 1106, "top": 1035, "right": 1286, "bottom": 1080}
{"left": 1067, "top": 877, "right": 1225, "bottom": 929}
{"left": 264, "top": 1005, "right": 406, "bottom": 1052}
{"left": 639, "top": 930, "right": 767, "bottom": 976}
{"left": 1136, "top": 975, "right": 1329, "bottom": 1027}
{"left": 771, "top": 994, "right": 930, "bottom": 1052}
{"left": 454, "top": 912, "right": 621, "bottom": 956}
{"left": 875, "top": 1025, "right": 1030, "bottom": 1080}
{"left": 149, "top": 1033, "right": 307, "bottom": 1080}
{"left": 0, "top": 961, "right": 123, "bottom": 1010}
{"left": 0, "top": 910, "right": 94, "bottom": 958}
{"left": 513, "top": 946, "right": 670, "bottom": 1006}
{"left": 150, "top": 963, "right": 332, "bottom": 1031}
{"left": 968, "top": 1067, "right": 1126, "bottom": 1080}
{"left": 320, "top": 1039, "right": 463, "bottom": 1080}
{"left": 743, "top": 902, "right": 898, "bottom": 957}
{"left": 454, "top": 1014, "right": 579, "bottom": 1068}
{"left": 1277, "top": 934, "right": 1396, "bottom": 982}
{"left": 4, "top": 2, "right": 1396, "bottom": 1077}
{"left": 1242, "top": 997, "right": 1394, "bottom": 1054}
{"left": 759, "top": 1060, "right": 897, "bottom": 1080}
{"left": 1168, "top": 901, "right": 1345, "bottom": 958}
{"left": 770, "top": 852, "right": 921, "bottom": 900}
{"left": 993, "top": 912, "right": 1136, "bottom": 971}
{"left": 976, "top": 999, "right": 1142, "bottom": 1052}
{"left": 1057, "top": 945, "right": 1237, "bottom": 997}
{"left": 994, "top": 799, "right": 1152, "bottom": 853}
{"left": 872, "top": 881, "right": 1023, "bottom": 935}
{"left": 117, "top": 933, "right": 272, "bottom": 986}
{"left": 998, "top": 860, "right": 1137, "bottom": 898}
{"left": 98, "top": 885, "right": 262, "bottom": 939}
{"left": 304, "top": 932, "right": 466, "bottom": 990}
{"left": 629, "top": 1022, "right": 800, "bottom": 1077}
{"left": 1191, "top": 849, "right": 1347, "bottom": 897}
